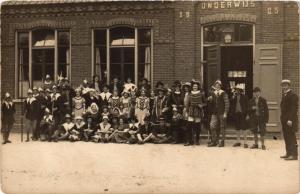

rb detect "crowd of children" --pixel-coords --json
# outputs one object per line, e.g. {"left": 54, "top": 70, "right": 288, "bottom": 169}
{"left": 2, "top": 74, "right": 269, "bottom": 149}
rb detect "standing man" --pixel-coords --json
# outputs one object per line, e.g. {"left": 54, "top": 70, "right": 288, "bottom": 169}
{"left": 280, "top": 80, "right": 298, "bottom": 160}
{"left": 208, "top": 80, "right": 229, "bottom": 147}
{"left": 24, "top": 89, "right": 39, "bottom": 141}
{"left": 249, "top": 87, "right": 269, "bottom": 150}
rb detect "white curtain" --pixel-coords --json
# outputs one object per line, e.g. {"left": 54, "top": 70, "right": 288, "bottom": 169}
{"left": 144, "top": 46, "right": 151, "bottom": 80}
{"left": 95, "top": 47, "right": 102, "bottom": 80}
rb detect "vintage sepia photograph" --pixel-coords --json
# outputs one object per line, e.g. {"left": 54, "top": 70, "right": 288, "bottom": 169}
{"left": 0, "top": 0, "right": 299, "bottom": 193}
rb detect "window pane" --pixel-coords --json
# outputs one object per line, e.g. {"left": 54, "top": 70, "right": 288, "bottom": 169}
{"left": 95, "top": 46, "right": 107, "bottom": 64}
{"left": 32, "top": 65, "right": 43, "bottom": 80}
{"left": 95, "top": 30, "right": 106, "bottom": 45}
{"left": 19, "top": 48, "right": 29, "bottom": 64}
{"left": 239, "top": 24, "right": 252, "bottom": 41}
{"left": 110, "top": 48, "right": 121, "bottom": 63}
{"left": 123, "top": 47, "right": 134, "bottom": 63}
{"left": 58, "top": 31, "right": 70, "bottom": 46}
{"left": 138, "top": 29, "right": 151, "bottom": 44}
{"left": 110, "top": 27, "right": 134, "bottom": 46}
{"left": 18, "top": 32, "right": 29, "bottom": 47}
{"left": 45, "top": 64, "right": 54, "bottom": 79}
{"left": 32, "top": 49, "right": 43, "bottom": 63}
{"left": 32, "top": 29, "right": 55, "bottom": 47}
{"left": 45, "top": 49, "right": 54, "bottom": 63}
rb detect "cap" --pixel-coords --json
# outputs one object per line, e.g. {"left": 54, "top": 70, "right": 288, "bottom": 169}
{"left": 102, "top": 115, "right": 109, "bottom": 120}
{"left": 27, "top": 89, "right": 33, "bottom": 94}
{"left": 75, "top": 116, "right": 83, "bottom": 120}
{"left": 46, "top": 74, "right": 51, "bottom": 79}
{"left": 83, "top": 79, "right": 88, "bottom": 84}
{"left": 38, "top": 87, "right": 44, "bottom": 92}
{"left": 45, "top": 88, "right": 51, "bottom": 92}
{"left": 253, "top": 87, "right": 261, "bottom": 92}
{"left": 214, "top": 80, "right": 222, "bottom": 86}
{"left": 182, "top": 82, "right": 191, "bottom": 87}
{"left": 33, "top": 86, "right": 38, "bottom": 91}
{"left": 235, "top": 85, "right": 244, "bottom": 91}
{"left": 45, "top": 108, "right": 50, "bottom": 113}
{"left": 5, "top": 92, "right": 11, "bottom": 98}
{"left": 281, "top": 79, "right": 291, "bottom": 86}
{"left": 65, "top": 114, "right": 71, "bottom": 118}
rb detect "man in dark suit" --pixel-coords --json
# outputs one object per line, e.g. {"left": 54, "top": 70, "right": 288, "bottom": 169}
{"left": 249, "top": 87, "right": 269, "bottom": 150}
{"left": 280, "top": 80, "right": 298, "bottom": 160}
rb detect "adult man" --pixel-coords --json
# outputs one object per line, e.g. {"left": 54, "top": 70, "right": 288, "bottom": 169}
{"left": 249, "top": 87, "right": 269, "bottom": 150}
{"left": 208, "top": 80, "right": 229, "bottom": 147}
{"left": 24, "top": 89, "right": 39, "bottom": 141}
{"left": 280, "top": 80, "right": 298, "bottom": 160}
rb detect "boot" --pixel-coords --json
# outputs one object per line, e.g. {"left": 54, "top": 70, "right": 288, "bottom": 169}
{"left": 218, "top": 140, "right": 225, "bottom": 147}
{"left": 6, "top": 132, "right": 11, "bottom": 143}
{"left": 2, "top": 132, "right": 7, "bottom": 144}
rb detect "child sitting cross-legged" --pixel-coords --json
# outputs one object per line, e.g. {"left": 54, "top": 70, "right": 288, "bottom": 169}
{"left": 112, "top": 117, "right": 130, "bottom": 143}
{"left": 69, "top": 116, "right": 85, "bottom": 142}
{"left": 82, "top": 115, "right": 96, "bottom": 141}
{"left": 137, "top": 116, "right": 156, "bottom": 144}
{"left": 92, "top": 115, "right": 112, "bottom": 143}
{"left": 127, "top": 117, "right": 141, "bottom": 144}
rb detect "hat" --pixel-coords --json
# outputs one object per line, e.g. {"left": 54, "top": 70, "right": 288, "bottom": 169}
{"left": 75, "top": 116, "right": 83, "bottom": 120}
{"left": 156, "top": 81, "right": 164, "bottom": 88}
{"left": 281, "top": 79, "right": 291, "bottom": 86}
{"left": 253, "top": 87, "right": 261, "bottom": 92}
{"left": 75, "top": 87, "right": 82, "bottom": 93}
{"left": 83, "top": 79, "right": 88, "bottom": 84}
{"left": 172, "top": 105, "right": 178, "bottom": 112}
{"left": 65, "top": 114, "right": 71, "bottom": 118}
{"left": 191, "top": 80, "right": 201, "bottom": 87}
{"left": 45, "top": 108, "right": 50, "bottom": 113}
{"left": 38, "top": 87, "right": 44, "bottom": 92}
{"left": 46, "top": 74, "right": 51, "bottom": 79}
{"left": 214, "top": 80, "right": 222, "bottom": 86}
{"left": 102, "top": 115, "right": 109, "bottom": 120}
{"left": 235, "top": 85, "right": 244, "bottom": 91}
{"left": 45, "top": 89, "right": 51, "bottom": 92}
{"left": 27, "top": 89, "right": 33, "bottom": 94}
{"left": 4, "top": 92, "right": 11, "bottom": 98}
{"left": 52, "top": 85, "right": 57, "bottom": 89}
{"left": 173, "top": 80, "right": 181, "bottom": 87}
{"left": 141, "top": 77, "right": 148, "bottom": 82}
{"left": 33, "top": 86, "right": 38, "bottom": 91}
{"left": 182, "top": 82, "right": 191, "bottom": 87}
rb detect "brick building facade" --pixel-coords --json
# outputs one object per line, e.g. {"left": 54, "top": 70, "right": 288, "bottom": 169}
{"left": 1, "top": 0, "right": 299, "bottom": 132}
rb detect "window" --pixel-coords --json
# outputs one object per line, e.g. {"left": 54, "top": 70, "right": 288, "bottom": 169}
{"left": 93, "top": 27, "right": 152, "bottom": 85}
{"left": 16, "top": 29, "right": 71, "bottom": 98}
{"left": 204, "top": 23, "right": 252, "bottom": 43}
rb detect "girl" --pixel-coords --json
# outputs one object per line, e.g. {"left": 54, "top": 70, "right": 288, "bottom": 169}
{"left": 123, "top": 77, "right": 137, "bottom": 93}
{"left": 69, "top": 116, "right": 85, "bottom": 142}
{"left": 72, "top": 88, "right": 86, "bottom": 118}
{"left": 108, "top": 89, "right": 122, "bottom": 115}
{"left": 135, "top": 89, "right": 150, "bottom": 125}
{"left": 92, "top": 116, "right": 112, "bottom": 143}
{"left": 120, "top": 90, "right": 131, "bottom": 120}
{"left": 185, "top": 80, "right": 206, "bottom": 146}
{"left": 1, "top": 92, "right": 15, "bottom": 144}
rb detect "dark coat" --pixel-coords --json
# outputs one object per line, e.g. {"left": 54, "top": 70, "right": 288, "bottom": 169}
{"left": 280, "top": 90, "right": 298, "bottom": 131}
{"left": 230, "top": 94, "right": 249, "bottom": 115}
{"left": 1, "top": 101, "right": 16, "bottom": 124}
{"left": 248, "top": 96, "right": 269, "bottom": 123}
{"left": 24, "top": 98, "right": 39, "bottom": 120}
{"left": 170, "top": 92, "right": 184, "bottom": 113}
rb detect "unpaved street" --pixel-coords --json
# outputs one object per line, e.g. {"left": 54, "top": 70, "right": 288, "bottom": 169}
{"left": 1, "top": 134, "right": 299, "bottom": 194}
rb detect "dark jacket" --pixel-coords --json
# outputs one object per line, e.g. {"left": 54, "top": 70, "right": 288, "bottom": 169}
{"left": 209, "top": 90, "right": 229, "bottom": 115}
{"left": 2, "top": 101, "right": 16, "bottom": 124}
{"left": 280, "top": 90, "right": 298, "bottom": 131}
{"left": 170, "top": 92, "right": 184, "bottom": 113}
{"left": 24, "top": 98, "right": 39, "bottom": 120}
{"left": 230, "top": 94, "right": 248, "bottom": 115}
{"left": 248, "top": 96, "right": 269, "bottom": 123}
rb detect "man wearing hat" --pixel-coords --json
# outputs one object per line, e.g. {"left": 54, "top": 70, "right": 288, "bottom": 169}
{"left": 1, "top": 92, "right": 16, "bottom": 144}
{"left": 280, "top": 79, "right": 298, "bottom": 160}
{"left": 24, "top": 89, "right": 39, "bottom": 141}
{"left": 208, "top": 80, "right": 229, "bottom": 147}
{"left": 231, "top": 85, "right": 249, "bottom": 148}
{"left": 248, "top": 87, "right": 269, "bottom": 150}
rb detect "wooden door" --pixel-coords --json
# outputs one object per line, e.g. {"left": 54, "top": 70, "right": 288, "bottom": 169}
{"left": 254, "top": 44, "right": 282, "bottom": 132}
{"left": 206, "top": 45, "right": 221, "bottom": 88}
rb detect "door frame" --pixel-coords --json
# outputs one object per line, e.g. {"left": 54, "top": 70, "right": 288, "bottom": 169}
{"left": 200, "top": 24, "right": 256, "bottom": 84}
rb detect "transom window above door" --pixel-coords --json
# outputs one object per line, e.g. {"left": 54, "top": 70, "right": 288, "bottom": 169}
{"left": 93, "top": 26, "right": 152, "bottom": 85}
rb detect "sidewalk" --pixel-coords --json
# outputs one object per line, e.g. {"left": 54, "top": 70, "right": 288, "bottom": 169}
{"left": 1, "top": 133, "right": 299, "bottom": 194}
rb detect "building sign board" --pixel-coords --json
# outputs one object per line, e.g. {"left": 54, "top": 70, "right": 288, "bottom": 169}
{"left": 201, "top": 1, "right": 256, "bottom": 10}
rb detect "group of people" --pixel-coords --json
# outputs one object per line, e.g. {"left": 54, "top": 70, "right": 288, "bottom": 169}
{"left": 1, "top": 74, "right": 298, "bottom": 160}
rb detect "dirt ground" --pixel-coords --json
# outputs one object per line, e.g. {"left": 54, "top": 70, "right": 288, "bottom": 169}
{"left": 0, "top": 134, "right": 299, "bottom": 194}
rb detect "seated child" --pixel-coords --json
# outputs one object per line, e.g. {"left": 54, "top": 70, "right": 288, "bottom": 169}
{"left": 52, "top": 114, "right": 74, "bottom": 142}
{"left": 113, "top": 117, "right": 130, "bottom": 143}
{"left": 127, "top": 117, "right": 140, "bottom": 144}
{"left": 40, "top": 108, "right": 55, "bottom": 141}
{"left": 92, "top": 116, "right": 112, "bottom": 143}
{"left": 69, "top": 116, "right": 85, "bottom": 142}
{"left": 137, "top": 116, "right": 155, "bottom": 143}
{"left": 83, "top": 116, "right": 96, "bottom": 141}
{"left": 151, "top": 117, "right": 171, "bottom": 144}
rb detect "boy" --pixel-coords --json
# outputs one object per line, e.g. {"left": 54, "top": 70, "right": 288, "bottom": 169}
{"left": 138, "top": 116, "right": 155, "bottom": 143}
{"left": 40, "top": 108, "right": 55, "bottom": 141}
{"left": 249, "top": 87, "right": 269, "bottom": 150}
